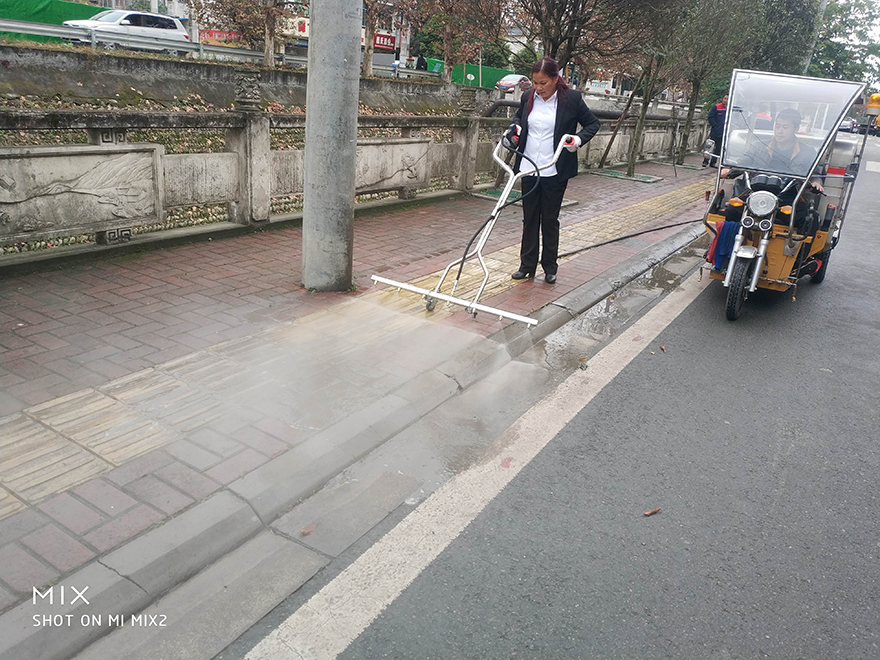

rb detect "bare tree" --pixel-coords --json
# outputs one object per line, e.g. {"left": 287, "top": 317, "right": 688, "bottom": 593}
{"left": 362, "top": 0, "right": 406, "bottom": 77}
{"left": 362, "top": 0, "right": 381, "bottom": 77}
{"left": 189, "top": 0, "right": 306, "bottom": 67}
{"left": 402, "top": 0, "right": 507, "bottom": 83}
{"left": 664, "top": 0, "right": 762, "bottom": 164}
{"left": 514, "top": 0, "right": 681, "bottom": 71}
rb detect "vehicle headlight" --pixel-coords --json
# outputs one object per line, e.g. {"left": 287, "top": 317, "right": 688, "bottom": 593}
{"left": 747, "top": 190, "right": 778, "bottom": 217}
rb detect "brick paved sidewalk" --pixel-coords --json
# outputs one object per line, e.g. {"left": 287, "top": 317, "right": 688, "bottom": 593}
{"left": 0, "top": 156, "right": 715, "bottom": 622}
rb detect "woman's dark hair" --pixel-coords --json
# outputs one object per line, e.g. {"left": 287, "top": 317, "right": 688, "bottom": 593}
{"left": 527, "top": 56, "right": 568, "bottom": 113}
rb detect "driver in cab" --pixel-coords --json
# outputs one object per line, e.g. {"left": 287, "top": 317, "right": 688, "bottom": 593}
{"left": 719, "top": 108, "right": 825, "bottom": 229}
{"left": 756, "top": 108, "right": 816, "bottom": 174}
{"left": 722, "top": 108, "right": 822, "bottom": 185}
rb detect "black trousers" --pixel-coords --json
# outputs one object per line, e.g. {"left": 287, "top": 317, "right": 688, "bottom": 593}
{"left": 519, "top": 175, "right": 568, "bottom": 275}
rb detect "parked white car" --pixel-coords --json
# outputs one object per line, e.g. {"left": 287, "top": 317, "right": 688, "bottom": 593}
{"left": 63, "top": 10, "right": 191, "bottom": 53}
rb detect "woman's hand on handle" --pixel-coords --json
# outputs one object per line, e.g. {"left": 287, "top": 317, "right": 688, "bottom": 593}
{"left": 502, "top": 124, "right": 521, "bottom": 150}
{"left": 562, "top": 134, "right": 581, "bottom": 152}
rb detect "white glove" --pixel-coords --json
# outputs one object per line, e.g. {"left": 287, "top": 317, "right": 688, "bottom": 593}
{"left": 563, "top": 134, "right": 581, "bottom": 152}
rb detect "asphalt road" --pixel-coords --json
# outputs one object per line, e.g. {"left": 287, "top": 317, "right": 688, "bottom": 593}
{"left": 328, "top": 138, "right": 880, "bottom": 659}
{"left": 226, "top": 137, "right": 880, "bottom": 660}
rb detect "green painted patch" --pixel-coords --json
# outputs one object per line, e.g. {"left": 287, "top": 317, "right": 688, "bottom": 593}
{"left": 590, "top": 170, "right": 663, "bottom": 183}
{"left": 472, "top": 189, "right": 577, "bottom": 208}
{"left": 473, "top": 188, "right": 522, "bottom": 203}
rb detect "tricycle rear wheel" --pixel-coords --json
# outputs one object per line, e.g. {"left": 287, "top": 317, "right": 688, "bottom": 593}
{"left": 810, "top": 252, "right": 830, "bottom": 284}
{"left": 725, "top": 259, "right": 753, "bottom": 321}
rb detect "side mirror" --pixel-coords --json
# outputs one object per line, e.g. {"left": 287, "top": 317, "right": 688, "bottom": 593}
{"left": 702, "top": 138, "right": 715, "bottom": 156}
{"left": 120, "top": 20, "right": 131, "bottom": 25}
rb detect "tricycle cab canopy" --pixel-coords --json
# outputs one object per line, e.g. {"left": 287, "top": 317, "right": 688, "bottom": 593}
{"left": 721, "top": 69, "right": 865, "bottom": 179}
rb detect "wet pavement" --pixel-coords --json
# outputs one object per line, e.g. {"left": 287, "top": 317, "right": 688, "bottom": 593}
{"left": 0, "top": 156, "right": 715, "bottom": 660}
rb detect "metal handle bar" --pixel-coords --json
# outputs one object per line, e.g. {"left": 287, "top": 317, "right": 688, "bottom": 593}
{"left": 492, "top": 135, "right": 571, "bottom": 181}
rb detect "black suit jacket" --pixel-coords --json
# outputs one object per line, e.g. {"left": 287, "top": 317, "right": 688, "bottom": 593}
{"left": 512, "top": 87, "right": 601, "bottom": 181}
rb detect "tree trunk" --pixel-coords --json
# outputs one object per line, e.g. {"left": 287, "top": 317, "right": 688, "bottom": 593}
{"left": 676, "top": 78, "right": 701, "bottom": 164}
{"left": 362, "top": 1, "right": 377, "bottom": 77}
{"left": 598, "top": 68, "right": 646, "bottom": 168}
{"left": 627, "top": 55, "right": 660, "bottom": 178}
{"left": 263, "top": 1, "right": 276, "bottom": 69}
{"left": 442, "top": 21, "right": 454, "bottom": 84}
{"left": 362, "top": 27, "right": 375, "bottom": 77}
{"left": 802, "top": 0, "right": 830, "bottom": 74}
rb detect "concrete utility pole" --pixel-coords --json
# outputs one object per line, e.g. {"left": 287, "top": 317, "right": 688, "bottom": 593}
{"left": 301, "top": 0, "right": 362, "bottom": 291}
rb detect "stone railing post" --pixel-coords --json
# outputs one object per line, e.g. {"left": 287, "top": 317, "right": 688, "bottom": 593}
{"left": 451, "top": 117, "right": 479, "bottom": 190}
{"left": 458, "top": 87, "right": 477, "bottom": 116}
{"left": 226, "top": 69, "right": 271, "bottom": 224}
{"left": 398, "top": 126, "right": 419, "bottom": 199}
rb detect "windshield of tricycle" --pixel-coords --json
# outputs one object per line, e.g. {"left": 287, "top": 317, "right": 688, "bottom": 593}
{"left": 721, "top": 70, "right": 864, "bottom": 179}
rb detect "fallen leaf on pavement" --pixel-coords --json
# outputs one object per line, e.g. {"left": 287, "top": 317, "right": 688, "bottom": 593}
{"left": 500, "top": 457, "right": 513, "bottom": 468}
{"left": 300, "top": 523, "right": 317, "bottom": 536}
{"left": 643, "top": 507, "right": 662, "bottom": 517}
{"left": 660, "top": 346, "right": 666, "bottom": 353}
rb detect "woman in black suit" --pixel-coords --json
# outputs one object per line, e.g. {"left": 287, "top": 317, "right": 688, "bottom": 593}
{"left": 505, "top": 57, "right": 601, "bottom": 283}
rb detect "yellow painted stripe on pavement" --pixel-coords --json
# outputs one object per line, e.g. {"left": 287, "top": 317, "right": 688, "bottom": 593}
{"left": 28, "top": 390, "right": 175, "bottom": 467}
{"left": 0, "top": 486, "right": 27, "bottom": 520}
{"left": 0, "top": 413, "right": 111, "bottom": 508}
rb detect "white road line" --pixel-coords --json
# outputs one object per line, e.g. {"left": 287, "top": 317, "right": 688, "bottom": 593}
{"left": 866, "top": 161, "right": 880, "bottom": 172}
{"left": 245, "top": 271, "right": 711, "bottom": 660}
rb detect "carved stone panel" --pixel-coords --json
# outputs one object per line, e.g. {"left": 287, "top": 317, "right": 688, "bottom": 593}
{"left": 0, "top": 144, "right": 163, "bottom": 243}
{"left": 164, "top": 153, "right": 240, "bottom": 207}
{"left": 270, "top": 150, "right": 305, "bottom": 198}
{"left": 354, "top": 138, "right": 431, "bottom": 194}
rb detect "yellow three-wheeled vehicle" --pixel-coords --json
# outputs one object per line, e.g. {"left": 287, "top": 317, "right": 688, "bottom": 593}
{"left": 703, "top": 70, "right": 875, "bottom": 320}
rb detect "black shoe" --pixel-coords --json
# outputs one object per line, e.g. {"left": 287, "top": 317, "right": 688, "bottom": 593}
{"left": 544, "top": 273, "right": 557, "bottom": 284}
{"left": 511, "top": 269, "right": 535, "bottom": 280}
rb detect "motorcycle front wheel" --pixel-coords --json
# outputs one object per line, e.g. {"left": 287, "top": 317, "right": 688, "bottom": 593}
{"left": 725, "top": 259, "right": 754, "bottom": 321}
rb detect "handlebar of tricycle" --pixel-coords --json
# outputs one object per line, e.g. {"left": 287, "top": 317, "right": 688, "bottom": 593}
{"left": 492, "top": 135, "right": 574, "bottom": 181}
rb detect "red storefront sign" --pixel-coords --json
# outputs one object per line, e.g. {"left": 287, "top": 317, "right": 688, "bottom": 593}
{"left": 374, "top": 33, "right": 395, "bottom": 50}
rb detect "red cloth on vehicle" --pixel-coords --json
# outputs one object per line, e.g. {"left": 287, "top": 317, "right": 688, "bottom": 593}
{"left": 706, "top": 221, "right": 724, "bottom": 263}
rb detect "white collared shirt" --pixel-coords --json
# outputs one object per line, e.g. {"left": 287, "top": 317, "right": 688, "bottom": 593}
{"left": 523, "top": 90, "right": 558, "bottom": 177}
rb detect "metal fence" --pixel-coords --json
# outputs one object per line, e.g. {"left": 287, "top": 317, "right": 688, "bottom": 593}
{"left": 0, "top": 18, "right": 440, "bottom": 79}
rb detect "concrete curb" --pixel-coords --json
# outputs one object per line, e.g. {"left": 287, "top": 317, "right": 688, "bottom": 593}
{"left": 498, "top": 222, "right": 706, "bottom": 360}
{"left": 0, "top": 562, "right": 152, "bottom": 660}
{"left": 0, "top": 221, "right": 705, "bottom": 660}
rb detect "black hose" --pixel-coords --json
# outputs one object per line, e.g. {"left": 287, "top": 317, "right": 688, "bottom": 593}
{"left": 453, "top": 143, "right": 542, "bottom": 283}
{"left": 557, "top": 217, "right": 701, "bottom": 259}
{"left": 454, "top": 145, "right": 702, "bottom": 283}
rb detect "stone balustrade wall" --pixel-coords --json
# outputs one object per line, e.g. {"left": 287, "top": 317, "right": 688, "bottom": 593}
{"left": 0, "top": 107, "right": 705, "bottom": 250}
